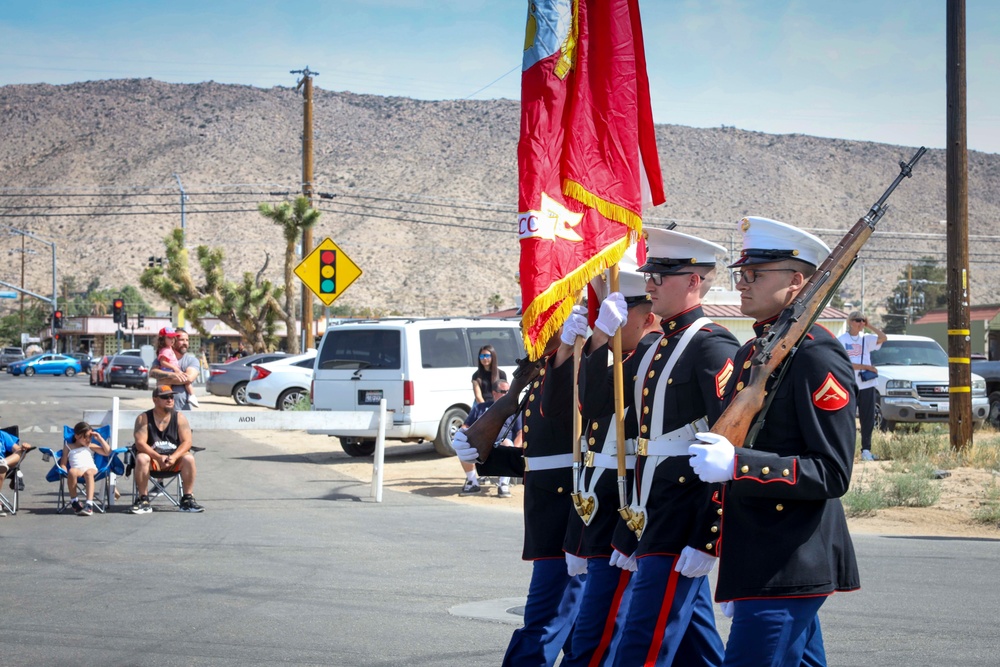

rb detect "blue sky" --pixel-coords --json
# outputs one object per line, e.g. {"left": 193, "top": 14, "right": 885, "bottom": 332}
{"left": 2, "top": 0, "right": 998, "bottom": 154}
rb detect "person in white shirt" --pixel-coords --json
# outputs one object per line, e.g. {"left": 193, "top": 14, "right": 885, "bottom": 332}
{"left": 838, "top": 311, "right": 887, "bottom": 460}
{"left": 61, "top": 422, "right": 111, "bottom": 516}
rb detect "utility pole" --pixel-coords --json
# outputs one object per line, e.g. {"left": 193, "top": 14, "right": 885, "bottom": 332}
{"left": 174, "top": 173, "right": 188, "bottom": 328}
{"left": 292, "top": 67, "right": 318, "bottom": 352}
{"left": 946, "top": 0, "right": 972, "bottom": 451}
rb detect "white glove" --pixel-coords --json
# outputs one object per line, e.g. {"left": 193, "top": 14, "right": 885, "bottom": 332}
{"left": 673, "top": 546, "right": 718, "bottom": 578}
{"left": 609, "top": 549, "right": 637, "bottom": 572}
{"left": 453, "top": 430, "right": 479, "bottom": 463}
{"left": 594, "top": 293, "right": 628, "bottom": 337}
{"left": 719, "top": 601, "right": 735, "bottom": 618}
{"left": 689, "top": 432, "right": 736, "bottom": 483}
{"left": 565, "top": 553, "right": 588, "bottom": 577}
{"left": 560, "top": 305, "right": 589, "bottom": 346}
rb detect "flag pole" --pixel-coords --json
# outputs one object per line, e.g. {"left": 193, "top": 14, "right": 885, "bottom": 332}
{"left": 609, "top": 265, "right": 630, "bottom": 516}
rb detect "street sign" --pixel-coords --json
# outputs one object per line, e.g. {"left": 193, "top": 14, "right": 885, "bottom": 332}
{"left": 0, "top": 291, "right": 17, "bottom": 299}
{"left": 294, "top": 238, "right": 363, "bottom": 306}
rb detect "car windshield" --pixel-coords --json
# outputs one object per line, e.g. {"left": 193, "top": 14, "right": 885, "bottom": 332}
{"left": 871, "top": 340, "right": 948, "bottom": 367}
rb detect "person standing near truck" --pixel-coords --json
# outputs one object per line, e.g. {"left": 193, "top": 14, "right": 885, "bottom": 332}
{"left": 838, "top": 311, "right": 887, "bottom": 461}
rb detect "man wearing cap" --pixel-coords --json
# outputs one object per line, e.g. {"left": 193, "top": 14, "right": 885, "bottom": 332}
{"left": 454, "top": 331, "right": 584, "bottom": 667}
{"left": 579, "top": 229, "right": 739, "bottom": 667}
{"left": 688, "top": 216, "right": 859, "bottom": 666}
{"left": 129, "top": 384, "right": 204, "bottom": 514}
{"left": 149, "top": 328, "right": 201, "bottom": 411}
{"left": 839, "top": 311, "right": 887, "bottom": 461}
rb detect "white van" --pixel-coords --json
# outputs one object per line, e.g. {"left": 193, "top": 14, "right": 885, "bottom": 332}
{"left": 310, "top": 318, "right": 523, "bottom": 456}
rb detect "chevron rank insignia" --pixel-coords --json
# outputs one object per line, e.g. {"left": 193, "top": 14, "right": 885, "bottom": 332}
{"left": 715, "top": 359, "right": 734, "bottom": 399}
{"left": 812, "top": 372, "right": 850, "bottom": 411}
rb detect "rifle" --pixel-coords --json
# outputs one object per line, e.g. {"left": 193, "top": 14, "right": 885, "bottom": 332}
{"left": 465, "top": 344, "right": 552, "bottom": 462}
{"left": 711, "top": 147, "right": 927, "bottom": 447}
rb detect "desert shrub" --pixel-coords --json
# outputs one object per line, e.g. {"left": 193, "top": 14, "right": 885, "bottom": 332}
{"left": 972, "top": 479, "right": 1000, "bottom": 527}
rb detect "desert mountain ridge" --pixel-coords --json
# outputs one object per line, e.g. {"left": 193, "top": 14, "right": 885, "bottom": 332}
{"left": 1, "top": 78, "right": 998, "bottom": 324}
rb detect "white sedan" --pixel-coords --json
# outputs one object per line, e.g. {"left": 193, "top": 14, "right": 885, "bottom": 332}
{"left": 245, "top": 350, "right": 317, "bottom": 410}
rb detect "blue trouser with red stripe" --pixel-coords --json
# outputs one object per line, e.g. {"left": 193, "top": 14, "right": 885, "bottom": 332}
{"left": 611, "top": 554, "right": 724, "bottom": 667}
{"left": 560, "top": 557, "right": 634, "bottom": 666}
{"left": 502, "top": 558, "right": 586, "bottom": 667}
{"left": 722, "top": 597, "right": 827, "bottom": 667}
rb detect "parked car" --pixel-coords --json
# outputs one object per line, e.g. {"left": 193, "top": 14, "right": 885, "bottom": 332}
{"left": 246, "top": 350, "right": 317, "bottom": 411}
{"left": 8, "top": 353, "right": 82, "bottom": 377}
{"left": 970, "top": 358, "right": 1000, "bottom": 427}
{"left": 310, "top": 318, "right": 522, "bottom": 456}
{"left": 872, "top": 334, "right": 988, "bottom": 431}
{"left": 0, "top": 346, "right": 25, "bottom": 369}
{"left": 104, "top": 355, "right": 149, "bottom": 389}
{"left": 90, "top": 355, "right": 110, "bottom": 386}
{"left": 69, "top": 353, "right": 93, "bottom": 373}
{"left": 206, "top": 352, "right": 290, "bottom": 405}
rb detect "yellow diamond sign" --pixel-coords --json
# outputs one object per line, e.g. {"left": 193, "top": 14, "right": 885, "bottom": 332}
{"left": 294, "top": 238, "right": 363, "bottom": 306}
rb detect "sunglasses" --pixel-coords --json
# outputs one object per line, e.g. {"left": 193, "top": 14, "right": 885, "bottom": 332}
{"left": 643, "top": 271, "right": 693, "bottom": 286}
{"left": 732, "top": 268, "right": 797, "bottom": 284}
{"left": 852, "top": 318, "right": 867, "bottom": 323}
{"left": 479, "top": 353, "right": 492, "bottom": 358}
{"left": 157, "top": 395, "right": 176, "bottom": 401}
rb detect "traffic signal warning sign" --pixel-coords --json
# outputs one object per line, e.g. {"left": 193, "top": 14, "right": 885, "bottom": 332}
{"left": 295, "top": 238, "right": 362, "bottom": 306}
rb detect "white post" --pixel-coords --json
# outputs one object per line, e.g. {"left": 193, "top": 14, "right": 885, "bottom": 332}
{"left": 371, "top": 398, "right": 387, "bottom": 502}
{"left": 110, "top": 396, "right": 120, "bottom": 450}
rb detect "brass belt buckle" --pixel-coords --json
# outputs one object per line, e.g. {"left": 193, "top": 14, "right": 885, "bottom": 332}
{"left": 636, "top": 438, "right": 649, "bottom": 457}
{"left": 584, "top": 450, "right": 595, "bottom": 468}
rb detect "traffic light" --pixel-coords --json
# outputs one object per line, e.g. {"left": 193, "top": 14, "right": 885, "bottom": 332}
{"left": 319, "top": 249, "right": 336, "bottom": 297}
{"left": 52, "top": 310, "right": 63, "bottom": 329}
{"left": 113, "top": 298, "right": 124, "bottom": 324}
{"left": 137, "top": 313, "right": 145, "bottom": 328}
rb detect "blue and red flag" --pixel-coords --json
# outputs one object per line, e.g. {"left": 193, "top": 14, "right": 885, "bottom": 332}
{"left": 518, "top": 0, "right": 664, "bottom": 359}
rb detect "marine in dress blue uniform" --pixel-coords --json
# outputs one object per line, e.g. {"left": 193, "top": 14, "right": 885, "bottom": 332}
{"left": 582, "top": 229, "right": 739, "bottom": 667}
{"left": 689, "top": 217, "right": 861, "bottom": 667}
{"left": 475, "top": 350, "right": 585, "bottom": 667}
{"left": 560, "top": 259, "right": 662, "bottom": 667}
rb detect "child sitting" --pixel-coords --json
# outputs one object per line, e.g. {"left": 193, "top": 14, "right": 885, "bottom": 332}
{"left": 157, "top": 327, "right": 199, "bottom": 408}
{"left": 61, "top": 422, "right": 111, "bottom": 516}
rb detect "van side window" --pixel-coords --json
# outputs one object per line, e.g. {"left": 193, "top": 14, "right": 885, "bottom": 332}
{"left": 419, "top": 329, "right": 468, "bottom": 368}
{"left": 317, "top": 330, "right": 401, "bottom": 370}
{"left": 467, "top": 327, "right": 523, "bottom": 367}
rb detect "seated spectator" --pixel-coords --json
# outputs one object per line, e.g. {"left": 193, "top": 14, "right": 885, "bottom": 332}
{"left": 61, "top": 422, "right": 111, "bottom": 516}
{"left": 458, "top": 379, "right": 522, "bottom": 498}
{"left": 0, "top": 427, "right": 34, "bottom": 516}
{"left": 129, "top": 385, "right": 204, "bottom": 514}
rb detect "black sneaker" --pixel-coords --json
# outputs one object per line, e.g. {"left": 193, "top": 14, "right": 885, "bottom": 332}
{"left": 459, "top": 480, "right": 482, "bottom": 496}
{"left": 71, "top": 499, "right": 85, "bottom": 514}
{"left": 130, "top": 496, "right": 152, "bottom": 515}
{"left": 179, "top": 494, "right": 204, "bottom": 513}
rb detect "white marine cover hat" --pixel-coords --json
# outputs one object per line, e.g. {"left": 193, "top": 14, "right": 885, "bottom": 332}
{"left": 728, "top": 216, "right": 830, "bottom": 268}
{"left": 591, "top": 242, "right": 650, "bottom": 306}
{"left": 637, "top": 227, "right": 728, "bottom": 274}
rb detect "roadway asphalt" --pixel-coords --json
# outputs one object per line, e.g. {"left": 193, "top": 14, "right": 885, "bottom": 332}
{"left": 1, "top": 374, "right": 999, "bottom": 666}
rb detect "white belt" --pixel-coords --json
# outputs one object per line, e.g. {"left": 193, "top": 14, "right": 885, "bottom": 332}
{"left": 588, "top": 452, "right": 636, "bottom": 470}
{"left": 524, "top": 453, "right": 574, "bottom": 472}
{"left": 636, "top": 418, "right": 708, "bottom": 457}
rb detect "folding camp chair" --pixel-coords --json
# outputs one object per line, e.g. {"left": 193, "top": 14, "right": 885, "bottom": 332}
{"left": 39, "top": 425, "right": 127, "bottom": 514}
{"left": 0, "top": 425, "right": 30, "bottom": 516}
{"left": 124, "top": 445, "right": 185, "bottom": 510}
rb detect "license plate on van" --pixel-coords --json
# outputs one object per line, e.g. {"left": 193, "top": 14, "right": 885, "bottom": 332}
{"left": 359, "top": 389, "right": 383, "bottom": 405}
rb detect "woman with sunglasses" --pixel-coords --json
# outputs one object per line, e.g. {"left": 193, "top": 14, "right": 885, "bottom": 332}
{"left": 471, "top": 345, "right": 506, "bottom": 407}
{"left": 838, "top": 311, "right": 887, "bottom": 461}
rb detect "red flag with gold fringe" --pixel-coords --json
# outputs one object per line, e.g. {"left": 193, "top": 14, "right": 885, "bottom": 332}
{"left": 518, "top": 0, "right": 664, "bottom": 359}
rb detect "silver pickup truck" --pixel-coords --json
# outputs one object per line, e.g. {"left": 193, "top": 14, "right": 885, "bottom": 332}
{"left": 872, "top": 335, "right": 988, "bottom": 431}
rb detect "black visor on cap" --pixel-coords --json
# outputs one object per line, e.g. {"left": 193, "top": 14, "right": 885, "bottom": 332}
{"left": 624, "top": 294, "right": 651, "bottom": 307}
{"left": 727, "top": 248, "right": 802, "bottom": 269}
{"left": 637, "top": 257, "right": 707, "bottom": 274}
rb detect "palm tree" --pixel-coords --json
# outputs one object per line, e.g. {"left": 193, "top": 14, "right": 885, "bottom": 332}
{"left": 257, "top": 196, "right": 321, "bottom": 354}
{"left": 89, "top": 295, "right": 108, "bottom": 316}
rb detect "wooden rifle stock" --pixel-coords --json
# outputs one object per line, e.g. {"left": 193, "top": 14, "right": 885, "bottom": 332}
{"left": 714, "top": 147, "right": 927, "bottom": 447}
